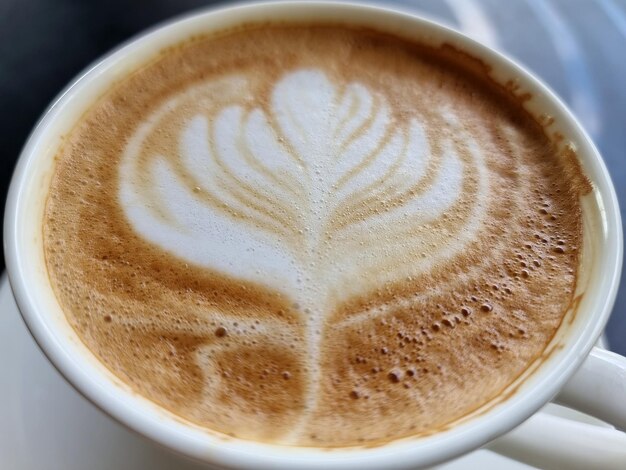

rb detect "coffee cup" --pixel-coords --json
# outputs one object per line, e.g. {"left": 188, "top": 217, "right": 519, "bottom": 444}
{"left": 4, "top": 2, "right": 625, "bottom": 468}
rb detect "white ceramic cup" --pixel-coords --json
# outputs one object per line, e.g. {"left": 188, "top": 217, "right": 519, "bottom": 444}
{"left": 4, "top": 2, "right": 626, "bottom": 469}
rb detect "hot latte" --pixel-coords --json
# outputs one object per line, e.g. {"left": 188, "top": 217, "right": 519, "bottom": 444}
{"left": 44, "top": 24, "right": 589, "bottom": 446}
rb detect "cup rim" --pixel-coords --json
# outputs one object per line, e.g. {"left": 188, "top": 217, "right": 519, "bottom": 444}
{"left": 4, "top": 2, "right": 623, "bottom": 469}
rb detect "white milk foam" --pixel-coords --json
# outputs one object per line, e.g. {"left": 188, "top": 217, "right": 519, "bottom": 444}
{"left": 120, "top": 69, "right": 487, "bottom": 303}
{"left": 119, "top": 69, "right": 488, "bottom": 422}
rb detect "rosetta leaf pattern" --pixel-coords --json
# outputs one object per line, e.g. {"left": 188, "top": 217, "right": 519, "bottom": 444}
{"left": 119, "top": 69, "right": 487, "bottom": 422}
{"left": 120, "top": 69, "right": 484, "bottom": 308}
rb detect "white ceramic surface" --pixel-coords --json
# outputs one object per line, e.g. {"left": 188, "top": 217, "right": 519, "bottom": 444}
{"left": 3, "top": 3, "right": 624, "bottom": 470}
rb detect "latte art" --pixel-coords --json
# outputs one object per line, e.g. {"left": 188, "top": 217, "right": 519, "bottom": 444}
{"left": 44, "top": 25, "right": 588, "bottom": 446}
{"left": 119, "top": 67, "right": 488, "bottom": 418}
{"left": 120, "top": 68, "right": 485, "bottom": 320}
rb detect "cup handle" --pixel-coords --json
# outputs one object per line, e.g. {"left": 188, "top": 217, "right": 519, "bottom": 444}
{"left": 554, "top": 347, "right": 626, "bottom": 431}
{"left": 487, "top": 412, "right": 626, "bottom": 469}
{"left": 486, "top": 347, "right": 626, "bottom": 469}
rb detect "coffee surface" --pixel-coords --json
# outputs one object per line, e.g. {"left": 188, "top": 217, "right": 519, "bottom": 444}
{"left": 44, "top": 25, "right": 588, "bottom": 446}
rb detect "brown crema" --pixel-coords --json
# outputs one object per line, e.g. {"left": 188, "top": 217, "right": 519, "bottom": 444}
{"left": 44, "top": 24, "right": 589, "bottom": 447}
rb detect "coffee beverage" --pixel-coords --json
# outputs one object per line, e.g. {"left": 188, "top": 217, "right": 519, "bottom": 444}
{"left": 43, "top": 24, "right": 590, "bottom": 446}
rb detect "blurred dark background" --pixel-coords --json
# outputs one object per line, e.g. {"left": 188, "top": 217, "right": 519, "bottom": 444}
{"left": 1, "top": 0, "right": 625, "bottom": 353}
